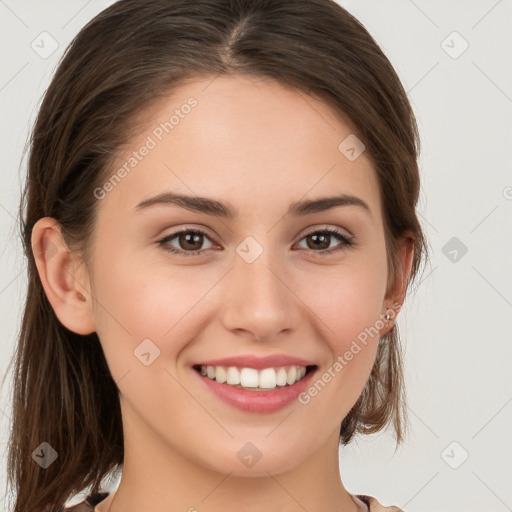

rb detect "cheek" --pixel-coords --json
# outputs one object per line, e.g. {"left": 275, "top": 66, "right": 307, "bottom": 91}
{"left": 295, "top": 249, "right": 388, "bottom": 404}
{"left": 90, "top": 249, "right": 219, "bottom": 378}
{"left": 302, "top": 258, "right": 388, "bottom": 349}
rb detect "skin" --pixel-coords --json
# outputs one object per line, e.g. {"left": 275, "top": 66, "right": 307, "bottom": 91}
{"left": 32, "top": 75, "right": 414, "bottom": 512}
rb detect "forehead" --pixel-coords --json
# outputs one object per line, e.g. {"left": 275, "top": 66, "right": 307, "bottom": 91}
{"left": 98, "top": 75, "right": 382, "bottom": 220}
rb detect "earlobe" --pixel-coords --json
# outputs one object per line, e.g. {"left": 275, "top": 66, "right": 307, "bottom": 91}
{"left": 31, "top": 217, "right": 96, "bottom": 335}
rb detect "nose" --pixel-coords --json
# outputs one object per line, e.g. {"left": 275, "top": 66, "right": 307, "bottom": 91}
{"left": 220, "top": 245, "right": 302, "bottom": 342}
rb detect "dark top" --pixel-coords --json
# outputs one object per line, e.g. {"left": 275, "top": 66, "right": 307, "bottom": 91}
{"left": 62, "top": 491, "right": 405, "bottom": 511}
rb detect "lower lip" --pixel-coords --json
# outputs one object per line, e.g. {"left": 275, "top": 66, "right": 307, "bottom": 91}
{"left": 194, "top": 367, "right": 317, "bottom": 413}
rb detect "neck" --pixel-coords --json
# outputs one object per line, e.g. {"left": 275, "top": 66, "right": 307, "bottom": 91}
{"left": 98, "top": 402, "right": 361, "bottom": 512}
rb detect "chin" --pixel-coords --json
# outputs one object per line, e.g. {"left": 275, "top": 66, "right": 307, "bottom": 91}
{"left": 197, "top": 440, "right": 306, "bottom": 478}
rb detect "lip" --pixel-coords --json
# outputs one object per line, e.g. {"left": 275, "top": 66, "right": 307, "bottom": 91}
{"left": 193, "top": 354, "right": 316, "bottom": 370}
{"left": 193, "top": 364, "right": 318, "bottom": 414}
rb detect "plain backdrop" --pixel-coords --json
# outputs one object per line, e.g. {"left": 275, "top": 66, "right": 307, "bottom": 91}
{"left": 1, "top": 1, "right": 511, "bottom": 511}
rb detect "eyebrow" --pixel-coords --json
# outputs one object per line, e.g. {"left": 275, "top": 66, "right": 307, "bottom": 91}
{"left": 134, "top": 191, "right": 371, "bottom": 218}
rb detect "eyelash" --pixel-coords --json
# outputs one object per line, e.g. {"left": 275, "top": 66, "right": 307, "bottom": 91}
{"left": 157, "top": 227, "right": 355, "bottom": 257}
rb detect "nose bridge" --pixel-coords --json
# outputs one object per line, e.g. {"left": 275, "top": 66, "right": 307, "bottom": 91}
{"left": 222, "top": 237, "right": 300, "bottom": 339}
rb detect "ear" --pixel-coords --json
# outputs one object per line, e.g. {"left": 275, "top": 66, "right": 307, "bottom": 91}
{"left": 379, "top": 233, "right": 415, "bottom": 337}
{"left": 31, "top": 217, "right": 96, "bottom": 335}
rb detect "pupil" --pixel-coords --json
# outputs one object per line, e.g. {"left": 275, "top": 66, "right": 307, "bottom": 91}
{"left": 310, "top": 233, "right": 329, "bottom": 250}
{"left": 182, "top": 232, "right": 202, "bottom": 250}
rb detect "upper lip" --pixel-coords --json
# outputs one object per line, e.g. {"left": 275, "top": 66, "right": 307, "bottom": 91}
{"left": 194, "top": 354, "right": 317, "bottom": 370}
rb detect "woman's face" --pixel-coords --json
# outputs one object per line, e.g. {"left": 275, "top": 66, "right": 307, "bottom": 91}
{"left": 79, "top": 75, "right": 396, "bottom": 476}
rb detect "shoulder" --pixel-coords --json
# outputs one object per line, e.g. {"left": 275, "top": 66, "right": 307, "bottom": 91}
{"left": 62, "top": 492, "right": 110, "bottom": 512}
{"left": 61, "top": 491, "right": 401, "bottom": 512}
{"left": 356, "top": 494, "right": 405, "bottom": 512}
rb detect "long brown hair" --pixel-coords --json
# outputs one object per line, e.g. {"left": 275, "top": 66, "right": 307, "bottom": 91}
{"left": 5, "top": 1, "right": 428, "bottom": 510}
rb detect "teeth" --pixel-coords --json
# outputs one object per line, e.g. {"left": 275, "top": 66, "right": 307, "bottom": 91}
{"left": 215, "top": 366, "right": 227, "bottom": 384}
{"left": 276, "top": 367, "right": 288, "bottom": 386}
{"left": 240, "top": 368, "right": 259, "bottom": 388}
{"left": 286, "top": 366, "right": 297, "bottom": 385}
{"left": 199, "top": 364, "right": 309, "bottom": 390}
{"left": 259, "top": 368, "right": 276, "bottom": 389}
{"left": 226, "top": 366, "right": 241, "bottom": 385}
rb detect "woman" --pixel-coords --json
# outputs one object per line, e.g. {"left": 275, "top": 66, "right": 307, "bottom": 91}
{"left": 7, "top": 1, "right": 428, "bottom": 511}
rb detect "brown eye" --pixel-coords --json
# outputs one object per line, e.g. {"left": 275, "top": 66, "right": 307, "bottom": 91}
{"left": 296, "top": 228, "right": 354, "bottom": 256}
{"left": 305, "top": 232, "right": 331, "bottom": 250}
{"left": 178, "top": 231, "right": 204, "bottom": 251}
{"left": 159, "top": 229, "right": 215, "bottom": 255}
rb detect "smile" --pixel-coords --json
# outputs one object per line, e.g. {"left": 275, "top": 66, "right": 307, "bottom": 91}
{"left": 193, "top": 363, "right": 318, "bottom": 413}
{"left": 194, "top": 364, "right": 311, "bottom": 391}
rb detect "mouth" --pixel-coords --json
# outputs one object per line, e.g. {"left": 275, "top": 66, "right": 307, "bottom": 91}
{"left": 192, "top": 363, "right": 317, "bottom": 391}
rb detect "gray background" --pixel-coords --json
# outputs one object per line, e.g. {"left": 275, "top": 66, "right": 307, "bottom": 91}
{"left": 1, "top": 1, "right": 511, "bottom": 511}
